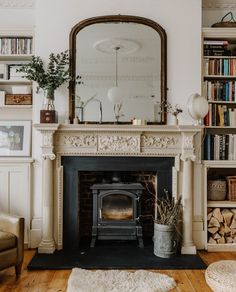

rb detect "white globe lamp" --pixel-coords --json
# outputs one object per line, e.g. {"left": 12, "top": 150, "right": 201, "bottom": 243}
{"left": 187, "top": 93, "right": 209, "bottom": 125}
{"left": 107, "top": 86, "right": 123, "bottom": 104}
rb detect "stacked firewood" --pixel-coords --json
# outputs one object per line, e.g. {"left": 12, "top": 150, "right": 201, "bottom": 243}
{"left": 207, "top": 208, "right": 236, "bottom": 244}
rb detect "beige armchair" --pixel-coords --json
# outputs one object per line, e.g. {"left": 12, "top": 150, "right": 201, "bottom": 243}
{"left": 0, "top": 213, "right": 24, "bottom": 276}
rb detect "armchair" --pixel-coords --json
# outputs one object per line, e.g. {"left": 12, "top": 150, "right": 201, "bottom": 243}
{"left": 0, "top": 213, "right": 24, "bottom": 276}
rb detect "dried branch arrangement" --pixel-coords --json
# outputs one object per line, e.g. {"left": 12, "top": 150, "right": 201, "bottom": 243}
{"left": 155, "top": 190, "right": 182, "bottom": 225}
{"left": 141, "top": 175, "right": 182, "bottom": 226}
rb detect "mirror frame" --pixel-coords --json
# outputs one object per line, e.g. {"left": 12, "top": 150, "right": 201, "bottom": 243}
{"left": 69, "top": 15, "right": 167, "bottom": 124}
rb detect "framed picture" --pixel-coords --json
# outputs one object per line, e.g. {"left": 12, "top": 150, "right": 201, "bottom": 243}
{"left": 0, "top": 121, "right": 31, "bottom": 156}
{"left": 8, "top": 64, "right": 26, "bottom": 80}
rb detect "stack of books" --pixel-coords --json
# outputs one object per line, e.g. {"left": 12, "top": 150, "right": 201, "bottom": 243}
{"left": 204, "top": 40, "right": 231, "bottom": 56}
{"left": 204, "top": 134, "right": 236, "bottom": 160}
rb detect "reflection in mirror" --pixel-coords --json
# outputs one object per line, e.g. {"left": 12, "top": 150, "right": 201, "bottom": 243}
{"left": 69, "top": 16, "right": 167, "bottom": 124}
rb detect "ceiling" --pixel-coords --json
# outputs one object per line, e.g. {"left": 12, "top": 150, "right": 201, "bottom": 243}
{"left": 0, "top": 0, "right": 236, "bottom": 10}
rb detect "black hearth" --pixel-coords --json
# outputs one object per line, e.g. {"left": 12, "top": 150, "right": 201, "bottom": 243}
{"left": 90, "top": 183, "right": 144, "bottom": 248}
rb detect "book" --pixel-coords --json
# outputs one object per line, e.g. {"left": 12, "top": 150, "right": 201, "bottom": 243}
{"left": 204, "top": 40, "right": 229, "bottom": 46}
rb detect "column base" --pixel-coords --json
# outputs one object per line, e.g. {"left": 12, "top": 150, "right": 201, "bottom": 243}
{"left": 38, "top": 239, "right": 56, "bottom": 254}
{"left": 181, "top": 244, "right": 197, "bottom": 254}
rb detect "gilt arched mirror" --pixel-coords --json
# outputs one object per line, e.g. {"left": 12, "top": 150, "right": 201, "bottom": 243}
{"left": 69, "top": 15, "right": 167, "bottom": 124}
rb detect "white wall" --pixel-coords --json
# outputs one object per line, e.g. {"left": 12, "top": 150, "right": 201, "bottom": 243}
{"left": 34, "top": 0, "right": 202, "bottom": 125}
{"left": 0, "top": 8, "right": 34, "bottom": 28}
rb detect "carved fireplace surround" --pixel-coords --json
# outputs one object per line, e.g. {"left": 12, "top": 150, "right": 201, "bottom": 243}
{"left": 35, "top": 124, "right": 202, "bottom": 254}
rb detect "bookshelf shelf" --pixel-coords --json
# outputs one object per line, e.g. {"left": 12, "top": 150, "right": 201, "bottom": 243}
{"left": 204, "top": 56, "right": 236, "bottom": 59}
{"left": 0, "top": 105, "right": 32, "bottom": 109}
{"left": 204, "top": 75, "right": 236, "bottom": 79}
{"left": 0, "top": 80, "right": 31, "bottom": 84}
{"left": 208, "top": 101, "right": 236, "bottom": 104}
{"left": 207, "top": 200, "right": 236, "bottom": 208}
{"left": 0, "top": 54, "right": 33, "bottom": 61}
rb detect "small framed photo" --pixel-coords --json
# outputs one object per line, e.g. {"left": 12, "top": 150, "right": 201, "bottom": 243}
{"left": 8, "top": 64, "right": 26, "bottom": 80}
{"left": 0, "top": 121, "right": 31, "bottom": 156}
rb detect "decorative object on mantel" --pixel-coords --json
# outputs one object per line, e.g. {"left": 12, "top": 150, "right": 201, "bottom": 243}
{"left": 132, "top": 119, "right": 147, "bottom": 126}
{"left": 187, "top": 93, "right": 209, "bottom": 125}
{"left": 75, "top": 93, "right": 97, "bottom": 122}
{"left": 67, "top": 268, "right": 176, "bottom": 292}
{"left": 157, "top": 101, "right": 183, "bottom": 125}
{"left": 212, "top": 11, "right": 236, "bottom": 27}
{"left": 18, "top": 51, "right": 74, "bottom": 123}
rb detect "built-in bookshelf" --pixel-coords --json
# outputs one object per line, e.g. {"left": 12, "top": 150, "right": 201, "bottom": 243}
{"left": 0, "top": 28, "right": 33, "bottom": 109}
{"left": 203, "top": 28, "right": 236, "bottom": 252}
{"left": 203, "top": 28, "right": 236, "bottom": 160}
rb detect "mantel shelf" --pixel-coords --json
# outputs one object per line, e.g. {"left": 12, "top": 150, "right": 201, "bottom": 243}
{"left": 34, "top": 123, "right": 203, "bottom": 133}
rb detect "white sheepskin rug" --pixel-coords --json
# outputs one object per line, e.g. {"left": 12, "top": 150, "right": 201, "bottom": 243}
{"left": 67, "top": 268, "right": 176, "bottom": 292}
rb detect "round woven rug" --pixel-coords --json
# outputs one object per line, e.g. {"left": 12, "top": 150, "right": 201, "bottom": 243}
{"left": 205, "top": 260, "right": 236, "bottom": 292}
{"left": 67, "top": 268, "right": 176, "bottom": 292}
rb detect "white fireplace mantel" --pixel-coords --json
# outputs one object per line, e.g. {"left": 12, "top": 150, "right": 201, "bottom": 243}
{"left": 34, "top": 123, "right": 203, "bottom": 254}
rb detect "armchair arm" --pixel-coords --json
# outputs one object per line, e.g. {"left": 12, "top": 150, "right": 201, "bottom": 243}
{"left": 0, "top": 213, "right": 24, "bottom": 264}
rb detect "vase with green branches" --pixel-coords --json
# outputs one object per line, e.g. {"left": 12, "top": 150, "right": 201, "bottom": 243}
{"left": 18, "top": 50, "right": 73, "bottom": 110}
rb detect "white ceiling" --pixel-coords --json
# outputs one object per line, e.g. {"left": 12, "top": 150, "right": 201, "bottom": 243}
{"left": 1, "top": 0, "right": 235, "bottom": 10}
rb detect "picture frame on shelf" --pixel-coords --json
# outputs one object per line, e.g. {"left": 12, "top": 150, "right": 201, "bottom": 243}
{"left": 0, "top": 120, "right": 31, "bottom": 156}
{"left": 8, "top": 64, "right": 26, "bottom": 80}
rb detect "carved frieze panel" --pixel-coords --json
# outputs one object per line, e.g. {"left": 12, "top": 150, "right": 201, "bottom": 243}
{"left": 62, "top": 135, "right": 97, "bottom": 148}
{"left": 141, "top": 134, "right": 178, "bottom": 148}
{"left": 98, "top": 135, "right": 140, "bottom": 153}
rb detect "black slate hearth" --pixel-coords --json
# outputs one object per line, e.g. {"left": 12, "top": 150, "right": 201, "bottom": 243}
{"left": 27, "top": 241, "right": 207, "bottom": 270}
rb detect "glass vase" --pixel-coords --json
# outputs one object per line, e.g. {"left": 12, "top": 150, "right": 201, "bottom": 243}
{"left": 43, "top": 88, "right": 55, "bottom": 110}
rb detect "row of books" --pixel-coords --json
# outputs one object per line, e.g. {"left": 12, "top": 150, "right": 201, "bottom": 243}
{"left": 204, "top": 134, "right": 236, "bottom": 160}
{"left": 204, "top": 58, "right": 236, "bottom": 76}
{"left": 205, "top": 104, "right": 236, "bottom": 127}
{"left": 0, "top": 37, "right": 33, "bottom": 55}
{"left": 203, "top": 80, "right": 236, "bottom": 101}
{"left": 203, "top": 40, "right": 236, "bottom": 57}
{"left": 0, "top": 64, "right": 25, "bottom": 80}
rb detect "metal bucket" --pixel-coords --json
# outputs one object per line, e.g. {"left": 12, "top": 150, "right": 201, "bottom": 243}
{"left": 153, "top": 223, "right": 177, "bottom": 258}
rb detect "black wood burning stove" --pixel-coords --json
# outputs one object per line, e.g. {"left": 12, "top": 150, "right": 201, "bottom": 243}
{"left": 90, "top": 183, "right": 144, "bottom": 248}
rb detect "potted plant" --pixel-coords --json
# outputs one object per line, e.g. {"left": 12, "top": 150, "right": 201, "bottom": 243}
{"left": 153, "top": 190, "right": 182, "bottom": 258}
{"left": 18, "top": 50, "right": 72, "bottom": 122}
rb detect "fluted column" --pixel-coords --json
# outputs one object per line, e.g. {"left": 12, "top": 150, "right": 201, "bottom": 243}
{"left": 35, "top": 124, "right": 59, "bottom": 254}
{"left": 180, "top": 132, "right": 197, "bottom": 254}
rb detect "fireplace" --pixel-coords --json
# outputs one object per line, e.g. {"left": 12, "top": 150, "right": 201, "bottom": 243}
{"left": 35, "top": 124, "right": 200, "bottom": 255}
{"left": 90, "top": 182, "right": 144, "bottom": 248}
{"left": 62, "top": 156, "right": 174, "bottom": 250}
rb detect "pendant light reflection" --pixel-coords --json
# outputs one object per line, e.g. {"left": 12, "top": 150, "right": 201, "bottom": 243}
{"left": 107, "top": 46, "right": 124, "bottom": 122}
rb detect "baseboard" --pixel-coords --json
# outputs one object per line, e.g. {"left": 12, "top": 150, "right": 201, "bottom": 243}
{"left": 30, "top": 217, "right": 42, "bottom": 248}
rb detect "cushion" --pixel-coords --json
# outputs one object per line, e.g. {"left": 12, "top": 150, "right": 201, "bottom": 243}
{"left": 0, "top": 230, "right": 16, "bottom": 252}
{"left": 205, "top": 260, "right": 236, "bottom": 292}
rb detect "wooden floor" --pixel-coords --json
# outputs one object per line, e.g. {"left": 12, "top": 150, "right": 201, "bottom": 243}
{"left": 0, "top": 250, "right": 236, "bottom": 291}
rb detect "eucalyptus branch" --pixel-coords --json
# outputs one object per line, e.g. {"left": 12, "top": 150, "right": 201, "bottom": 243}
{"left": 17, "top": 50, "right": 73, "bottom": 93}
